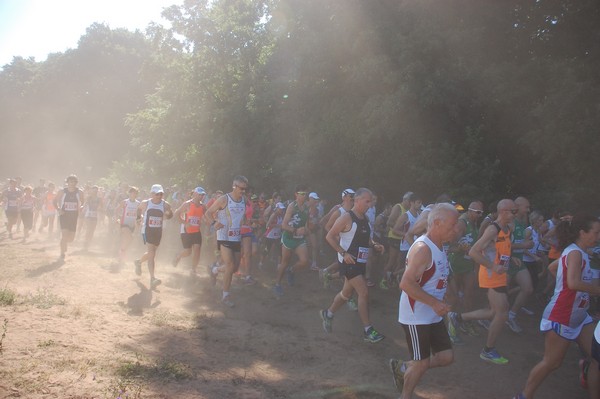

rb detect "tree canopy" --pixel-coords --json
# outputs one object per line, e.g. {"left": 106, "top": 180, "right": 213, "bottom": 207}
{"left": 1, "top": 0, "right": 598, "bottom": 212}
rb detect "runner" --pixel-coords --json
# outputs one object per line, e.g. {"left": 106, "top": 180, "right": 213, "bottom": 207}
{"left": 319, "top": 188, "right": 385, "bottom": 343}
{"left": 134, "top": 184, "right": 174, "bottom": 290}
{"left": 513, "top": 214, "right": 600, "bottom": 399}
{"left": 172, "top": 187, "right": 207, "bottom": 278}
{"left": 54, "top": 175, "right": 83, "bottom": 261}
{"left": 18, "top": 186, "right": 35, "bottom": 241}
{"left": 38, "top": 182, "right": 57, "bottom": 236}
{"left": 260, "top": 202, "right": 285, "bottom": 269}
{"left": 115, "top": 186, "right": 140, "bottom": 264}
{"left": 32, "top": 179, "right": 46, "bottom": 232}
{"left": 205, "top": 176, "right": 248, "bottom": 307}
{"left": 307, "top": 192, "right": 321, "bottom": 271}
{"left": 81, "top": 186, "right": 103, "bottom": 251}
{"left": 380, "top": 192, "right": 412, "bottom": 289}
{"left": 273, "top": 185, "right": 310, "bottom": 297}
{"left": 447, "top": 199, "right": 517, "bottom": 365}
{"left": 390, "top": 192, "right": 422, "bottom": 286}
{"left": 389, "top": 203, "right": 458, "bottom": 398}
{"left": 1, "top": 178, "right": 22, "bottom": 239}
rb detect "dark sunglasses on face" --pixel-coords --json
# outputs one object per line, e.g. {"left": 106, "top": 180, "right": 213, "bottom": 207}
{"left": 468, "top": 208, "right": 483, "bottom": 215}
{"left": 296, "top": 192, "right": 307, "bottom": 196}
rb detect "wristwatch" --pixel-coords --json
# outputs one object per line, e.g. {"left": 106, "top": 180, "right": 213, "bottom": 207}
{"left": 339, "top": 250, "right": 346, "bottom": 257}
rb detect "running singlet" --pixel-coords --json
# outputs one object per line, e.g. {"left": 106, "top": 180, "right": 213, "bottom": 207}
{"left": 449, "top": 214, "right": 478, "bottom": 272}
{"left": 512, "top": 219, "right": 526, "bottom": 259}
{"left": 478, "top": 223, "right": 511, "bottom": 288}
{"left": 142, "top": 200, "right": 165, "bottom": 235}
{"left": 182, "top": 201, "right": 205, "bottom": 234}
{"left": 387, "top": 203, "right": 406, "bottom": 240}
{"left": 265, "top": 216, "right": 283, "bottom": 239}
{"left": 3, "top": 189, "right": 21, "bottom": 213}
{"left": 543, "top": 243, "right": 595, "bottom": 328}
{"left": 399, "top": 210, "right": 418, "bottom": 251}
{"left": 337, "top": 210, "right": 370, "bottom": 264}
{"left": 281, "top": 201, "right": 309, "bottom": 241}
{"left": 216, "top": 194, "right": 245, "bottom": 242}
{"left": 20, "top": 196, "right": 34, "bottom": 211}
{"left": 523, "top": 226, "right": 540, "bottom": 263}
{"left": 398, "top": 235, "right": 449, "bottom": 325}
{"left": 59, "top": 188, "right": 82, "bottom": 213}
{"left": 84, "top": 197, "right": 101, "bottom": 218}
{"left": 44, "top": 192, "right": 57, "bottom": 213}
{"left": 120, "top": 199, "right": 140, "bottom": 228}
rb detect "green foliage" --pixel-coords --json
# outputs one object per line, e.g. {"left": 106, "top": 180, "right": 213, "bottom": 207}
{"left": 0, "top": 288, "right": 17, "bottom": 306}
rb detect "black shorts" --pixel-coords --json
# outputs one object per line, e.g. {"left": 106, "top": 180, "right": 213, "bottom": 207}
{"left": 181, "top": 232, "right": 202, "bottom": 249}
{"left": 398, "top": 250, "right": 409, "bottom": 268}
{"left": 339, "top": 261, "right": 366, "bottom": 280}
{"left": 143, "top": 229, "right": 162, "bottom": 246}
{"left": 20, "top": 209, "right": 33, "bottom": 230}
{"left": 388, "top": 237, "right": 402, "bottom": 250}
{"left": 401, "top": 320, "right": 452, "bottom": 361}
{"left": 492, "top": 286, "right": 508, "bottom": 294}
{"left": 217, "top": 240, "right": 241, "bottom": 253}
{"left": 59, "top": 212, "right": 79, "bottom": 232}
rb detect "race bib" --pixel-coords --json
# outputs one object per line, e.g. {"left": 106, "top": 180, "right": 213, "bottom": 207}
{"left": 357, "top": 246, "right": 369, "bottom": 263}
{"left": 125, "top": 209, "right": 137, "bottom": 218}
{"left": 579, "top": 294, "right": 590, "bottom": 309}
{"left": 148, "top": 216, "right": 162, "bottom": 228}
{"left": 228, "top": 228, "right": 240, "bottom": 238}
{"left": 63, "top": 202, "right": 78, "bottom": 211}
{"left": 436, "top": 277, "right": 448, "bottom": 290}
{"left": 188, "top": 216, "right": 200, "bottom": 226}
{"left": 498, "top": 254, "right": 510, "bottom": 269}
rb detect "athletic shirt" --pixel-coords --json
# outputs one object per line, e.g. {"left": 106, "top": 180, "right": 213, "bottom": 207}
{"left": 523, "top": 226, "right": 540, "bottom": 263}
{"left": 44, "top": 192, "right": 56, "bottom": 212}
{"left": 3, "top": 188, "right": 21, "bottom": 211}
{"left": 478, "top": 222, "right": 511, "bottom": 288}
{"left": 281, "top": 201, "right": 309, "bottom": 240}
{"left": 449, "top": 215, "right": 478, "bottom": 267}
{"left": 142, "top": 200, "right": 165, "bottom": 235}
{"left": 337, "top": 210, "right": 370, "bottom": 264}
{"left": 399, "top": 209, "right": 419, "bottom": 251}
{"left": 120, "top": 199, "right": 140, "bottom": 228}
{"left": 182, "top": 201, "right": 205, "bottom": 234}
{"left": 216, "top": 194, "right": 245, "bottom": 242}
{"left": 398, "top": 235, "right": 449, "bottom": 325}
{"left": 543, "top": 243, "right": 595, "bottom": 328}
{"left": 512, "top": 218, "right": 527, "bottom": 259}
{"left": 59, "top": 188, "right": 82, "bottom": 213}
{"left": 265, "top": 215, "right": 283, "bottom": 239}
{"left": 20, "top": 195, "right": 35, "bottom": 211}
{"left": 84, "top": 197, "right": 101, "bottom": 218}
{"left": 387, "top": 203, "right": 406, "bottom": 240}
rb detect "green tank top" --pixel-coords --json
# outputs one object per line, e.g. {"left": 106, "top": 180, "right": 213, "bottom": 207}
{"left": 282, "top": 201, "right": 309, "bottom": 240}
{"left": 512, "top": 219, "right": 526, "bottom": 259}
{"left": 449, "top": 215, "right": 478, "bottom": 272}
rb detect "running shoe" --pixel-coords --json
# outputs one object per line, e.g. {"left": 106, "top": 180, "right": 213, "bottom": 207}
{"left": 150, "top": 277, "right": 162, "bottom": 290}
{"left": 222, "top": 296, "right": 235, "bottom": 308}
{"left": 347, "top": 298, "right": 358, "bottom": 311}
{"left": 580, "top": 358, "right": 590, "bottom": 389}
{"left": 366, "top": 278, "right": 375, "bottom": 287}
{"left": 134, "top": 259, "right": 142, "bottom": 276}
{"left": 449, "top": 333, "right": 465, "bottom": 346}
{"left": 363, "top": 327, "right": 385, "bottom": 343}
{"left": 512, "top": 394, "right": 526, "bottom": 399}
{"left": 464, "top": 321, "right": 480, "bottom": 337}
{"left": 320, "top": 309, "right": 333, "bottom": 333}
{"left": 243, "top": 276, "right": 257, "bottom": 286}
{"left": 480, "top": 348, "right": 509, "bottom": 365}
{"left": 447, "top": 312, "right": 461, "bottom": 339}
{"left": 506, "top": 318, "right": 524, "bottom": 334}
{"left": 389, "top": 358, "right": 405, "bottom": 391}
{"left": 477, "top": 319, "right": 491, "bottom": 330}
{"left": 286, "top": 266, "right": 295, "bottom": 286}
{"left": 310, "top": 261, "right": 319, "bottom": 271}
{"left": 273, "top": 284, "right": 284, "bottom": 298}
{"left": 379, "top": 279, "right": 389, "bottom": 290}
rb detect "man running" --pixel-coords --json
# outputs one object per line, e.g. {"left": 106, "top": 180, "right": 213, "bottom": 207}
{"left": 173, "top": 187, "right": 207, "bottom": 278}
{"left": 134, "top": 184, "right": 173, "bottom": 290}
{"left": 319, "top": 188, "right": 385, "bottom": 343}
{"left": 115, "top": 186, "right": 140, "bottom": 264}
{"left": 54, "top": 175, "right": 83, "bottom": 261}
{"left": 205, "top": 176, "right": 248, "bottom": 307}
{"left": 389, "top": 203, "right": 458, "bottom": 398}
{"left": 1, "top": 178, "right": 22, "bottom": 239}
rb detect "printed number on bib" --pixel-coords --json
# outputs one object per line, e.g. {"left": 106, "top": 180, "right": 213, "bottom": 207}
{"left": 228, "top": 228, "right": 240, "bottom": 238}
{"left": 498, "top": 254, "right": 510, "bottom": 268}
{"left": 148, "top": 216, "right": 162, "bottom": 228}
{"left": 188, "top": 216, "right": 200, "bottom": 226}
{"left": 357, "top": 247, "right": 369, "bottom": 263}
{"left": 63, "top": 202, "right": 78, "bottom": 211}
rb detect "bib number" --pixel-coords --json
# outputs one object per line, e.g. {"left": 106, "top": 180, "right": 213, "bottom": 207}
{"left": 357, "top": 246, "right": 369, "bottom": 263}
{"left": 228, "top": 228, "right": 240, "bottom": 238}
{"left": 148, "top": 216, "right": 162, "bottom": 228}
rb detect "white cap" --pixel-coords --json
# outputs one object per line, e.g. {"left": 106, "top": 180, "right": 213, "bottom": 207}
{"left": 341, "top": 188, "right": 355, "bottom": 199}
{"left": 194, "top": 186, "right": 206, "bottom": 195}
{"left": 150, "top": 184, "right": 164, "bottom": 194}
{"left": 309, "top": 192, "right": 320, "bottom": 200}
{"left": 276, "top": 202, "right": 286, "bottom": 209}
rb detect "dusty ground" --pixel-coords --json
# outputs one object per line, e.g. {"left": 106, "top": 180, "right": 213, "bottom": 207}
{"left": 0, "top": 222, "right": 592, "bottom": 399}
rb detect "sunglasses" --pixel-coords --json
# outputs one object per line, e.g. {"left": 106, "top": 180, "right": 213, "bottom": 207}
{"left": 296, "top": 191, "right": 307, "bottom": 195}
{"left": 468, "top": 208, "right": 483, "bottom": 215}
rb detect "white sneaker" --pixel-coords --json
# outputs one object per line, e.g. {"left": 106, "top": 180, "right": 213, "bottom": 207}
{"left": 506, "top": 318, "right": 523, "bottom": 334}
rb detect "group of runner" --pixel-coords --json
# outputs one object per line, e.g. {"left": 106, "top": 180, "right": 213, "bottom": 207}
{"left": 2, "top": 174, "right": 600, "bottom": 399}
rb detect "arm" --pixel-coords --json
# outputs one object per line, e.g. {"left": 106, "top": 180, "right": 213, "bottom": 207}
{"left": 204, "top": 195, "right": 227, "bottom": 229}
{"left": 565, "top": 251, "right": 600, "bottom": 295}
{"left": 406, "top": 210, "right": 428, "bottom": 245}
{"left": 174, "top": 201, "right": 190, "bottom": 223}
{"left": 324, "top": 209, "right": 341, "bottom": 232}
{"left": 325, "top": 213, "right": 354, "bottom": 264}
{"left": 386, "top": 204, "right": 401, "bottom": 230}
{"left": 163, "top": 201, "right": 173, "bottom": 219}
{"left": 469, "top": 225, "right": 504, "bottom": 274}
{"left": 448, "top": 219, "right": 468, "bottom": 253}
{"left": 319, "top": 205, "right": 339, "bottom": 230}
{"left": 399, "top": 242, "right": 451, "bottom": 316}
{"left": 391, "top": 212, "right": 409, "bottom": 237}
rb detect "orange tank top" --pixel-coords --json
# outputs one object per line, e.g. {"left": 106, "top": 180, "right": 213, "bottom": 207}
{"left": 478, "top": 223, "right": 512, "bottom": 288}
{"left": 185, "top": 202, "right": 205, "bottom": 233}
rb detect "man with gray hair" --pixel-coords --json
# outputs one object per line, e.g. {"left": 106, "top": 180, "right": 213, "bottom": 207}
{"left": 390, "top": 203, "right": 459, "bottom": 398}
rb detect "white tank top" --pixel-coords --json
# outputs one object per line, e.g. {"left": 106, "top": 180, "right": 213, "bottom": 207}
{"left": 216, "top": 194, "right": 245, "bottom": 242}
{"left": 399, "top": 210, "right": 418, "bottom": 251}
{"left": 121, "top": 199, "right": 140, "bottom": 227}
{"left": 398, "top": 235, "right": 449, "bottom": 325}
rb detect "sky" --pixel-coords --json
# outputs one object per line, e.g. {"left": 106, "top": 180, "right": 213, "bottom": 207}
{"left": 0, "top": 0, "right": 181, "bottom": 67}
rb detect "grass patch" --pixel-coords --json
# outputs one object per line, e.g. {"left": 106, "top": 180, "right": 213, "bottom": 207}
{"left": 0, "top": 287, "right": 17, "bottom": 306}
{"left": 116, "top": 354, "right": 194, "bottom": 382}
{"left": 37, "top": 339, "right": 56, "bottom": 348}
{"left": 26, "top": 288, "right": 66, "bottom": 309}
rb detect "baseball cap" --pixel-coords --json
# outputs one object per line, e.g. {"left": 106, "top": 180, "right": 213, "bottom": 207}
{"left": 194, "top": 186, "right": 206, "bottom": 195}
{"left": 276, "top": 202, "right": 286, "bottom": 209}
{"left": 342, "top": 188, "right": 355, "bottom": 199}
{"left": 150, "top": 184, "right": 164, "bottom": 194}
{"left": 309, "top": 192, "right": 320, "bottom": 200}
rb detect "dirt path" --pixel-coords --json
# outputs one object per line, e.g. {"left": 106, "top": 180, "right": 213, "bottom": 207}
{"left": 0, "top": 226, "right": 591, "bottom": 399}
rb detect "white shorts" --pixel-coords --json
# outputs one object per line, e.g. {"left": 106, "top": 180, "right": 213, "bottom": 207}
{"left": 42, "top": 209, "right": 57, "bottom": 217}
{"left": 540, "top": 315, "right": 594, "bottom": 340}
